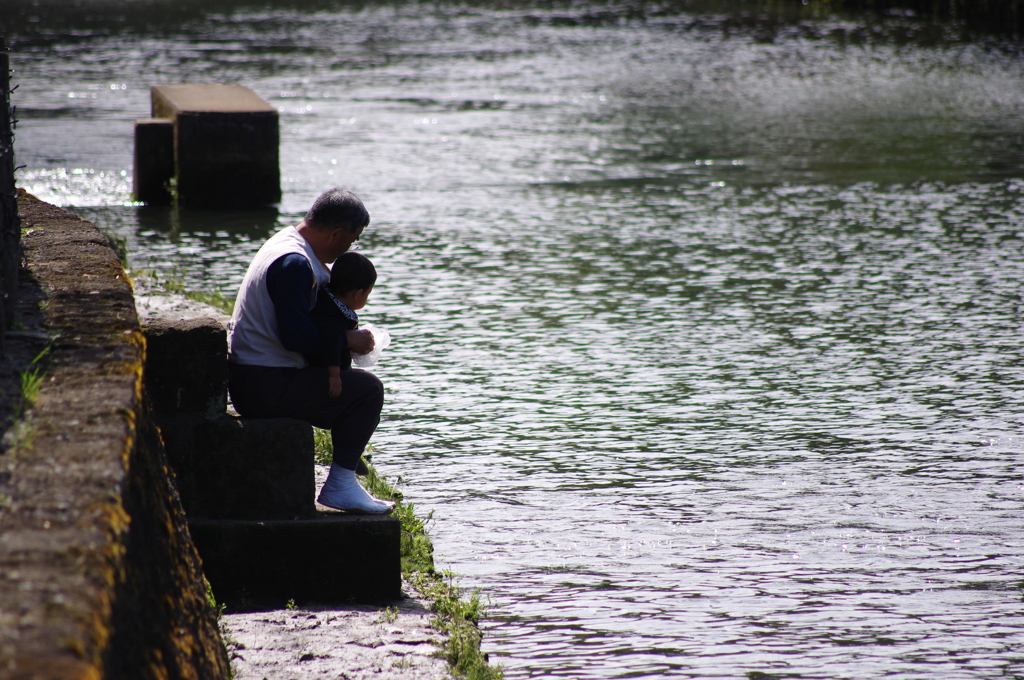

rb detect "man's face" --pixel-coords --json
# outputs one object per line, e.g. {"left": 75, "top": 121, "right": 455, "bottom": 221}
{"left": 327, "top": 227, "right": 362, "bottom": 261}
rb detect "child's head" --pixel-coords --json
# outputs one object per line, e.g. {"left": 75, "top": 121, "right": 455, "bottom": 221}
{"left": 329, "top": 251, "right": 377, "bottom": 309}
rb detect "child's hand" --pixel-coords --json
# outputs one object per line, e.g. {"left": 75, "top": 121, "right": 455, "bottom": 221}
{"left": 328, "top": 373, "right": 343, "bottom": 398}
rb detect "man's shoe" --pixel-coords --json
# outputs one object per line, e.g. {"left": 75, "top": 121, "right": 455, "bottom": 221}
{"left": 318, "top": 491, "right": 394, "bottom": 514}
{"left": 317, "top": 463, "right": 394, "bottom": 514}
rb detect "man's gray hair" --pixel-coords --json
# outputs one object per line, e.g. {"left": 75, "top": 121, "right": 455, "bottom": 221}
{"left": 306, "top": 188, "right": 370, "bottom": 232}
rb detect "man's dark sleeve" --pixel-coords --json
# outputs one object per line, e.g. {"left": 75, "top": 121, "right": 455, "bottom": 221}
{"left": 266, "top": 253, "right": 332, "bottom": 358}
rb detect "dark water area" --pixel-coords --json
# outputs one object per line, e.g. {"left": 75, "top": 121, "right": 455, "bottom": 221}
{"left": 6, "top": 0, "right": 1024, "bottom": 677}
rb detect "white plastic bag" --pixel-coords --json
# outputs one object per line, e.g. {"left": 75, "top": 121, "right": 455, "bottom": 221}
{"left": 351, "top": 322, "right": 391, "bottom": 368}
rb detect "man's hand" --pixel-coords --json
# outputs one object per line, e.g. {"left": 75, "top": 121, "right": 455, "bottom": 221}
{"left": 346, "top": 328, "right": 375, "bottom": 355}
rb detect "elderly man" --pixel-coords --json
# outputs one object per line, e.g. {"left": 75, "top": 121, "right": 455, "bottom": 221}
{"left": 227, "top": 188, "right": 392, "bottom": 514}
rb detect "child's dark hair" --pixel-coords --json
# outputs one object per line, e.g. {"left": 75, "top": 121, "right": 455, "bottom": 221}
{"left": 329, "top": 251, "right": 376, "bottom": 294}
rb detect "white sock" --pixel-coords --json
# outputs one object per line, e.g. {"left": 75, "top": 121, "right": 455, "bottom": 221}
{"left": 317, "top": 463, "right": 394, "bottom": 514}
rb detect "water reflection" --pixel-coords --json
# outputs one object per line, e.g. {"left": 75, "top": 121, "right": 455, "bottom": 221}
{"left": 10, "top": 1, "right": 1024, "bottom": 677}
{"left": 134, "top": 205, "right": 280, "bottom": 241}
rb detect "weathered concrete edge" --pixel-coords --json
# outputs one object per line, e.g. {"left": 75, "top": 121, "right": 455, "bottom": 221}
{"left": 0, "top": 194, "right": 230, "bottom": 679}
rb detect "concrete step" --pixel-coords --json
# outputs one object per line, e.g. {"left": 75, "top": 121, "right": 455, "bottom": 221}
{"left": 156, "top": 412, "right": 315, "bottom": 520}
{"left": 144, "top": 317, "right": 228, "bottom": 419}
{"left": 189, "top": 512, "right": 401, "bottom": 607}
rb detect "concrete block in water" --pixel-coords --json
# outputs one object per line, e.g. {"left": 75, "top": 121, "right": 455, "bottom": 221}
{"left": 152, "top": 83, "right": 280, "bottom": 207}
{"left": 189, "top": 514, "right": 402, "bottom": 606}
{"left": 133, "top": 118, "right": 174, "bottom": 205}
{"left": 143, "top": 317, "right": 228, "bottom": 418}
{"left": 193, "top": 415, "right": 315, "bottom": 520}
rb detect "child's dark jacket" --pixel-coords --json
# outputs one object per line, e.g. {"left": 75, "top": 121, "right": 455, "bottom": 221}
{"left": 310, "top": 286, "right": 357, "bottom": 370}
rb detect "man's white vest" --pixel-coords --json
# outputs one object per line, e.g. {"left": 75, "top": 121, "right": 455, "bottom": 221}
{"left": 227, "top": 226, "right": 331, "bottom": 368}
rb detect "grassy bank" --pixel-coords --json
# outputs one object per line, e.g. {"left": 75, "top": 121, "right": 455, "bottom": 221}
{"left": 315, "top": 432, "right": 504, "bottom": 680}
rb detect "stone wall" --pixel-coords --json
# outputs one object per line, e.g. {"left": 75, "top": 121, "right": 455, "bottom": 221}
{"left": 0, "top": 195, "right": 229, "bottom": 679}
{"left": 0, "top": 39, "right": 20, "bottom": 358}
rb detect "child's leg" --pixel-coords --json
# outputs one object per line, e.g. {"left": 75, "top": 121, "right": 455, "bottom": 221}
{"left": 326, "top": 370, "right": 383, "bottom": 471}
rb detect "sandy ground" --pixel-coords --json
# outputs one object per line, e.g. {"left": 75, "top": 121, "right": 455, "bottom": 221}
{"left": 132, "top": 280, "right": 453, "bottom": 680}
{"left": 223, "top": 586, "right": 450, "bottom": 680}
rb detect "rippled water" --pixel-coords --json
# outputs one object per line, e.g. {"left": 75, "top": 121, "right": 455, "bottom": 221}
{"left": 9, "top": 1, "right": 1024, "bottom": 677}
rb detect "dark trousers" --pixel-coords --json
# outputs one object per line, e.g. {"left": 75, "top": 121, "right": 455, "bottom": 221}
{"left": 228, "top": 363, "right": 384, "bottom": 471}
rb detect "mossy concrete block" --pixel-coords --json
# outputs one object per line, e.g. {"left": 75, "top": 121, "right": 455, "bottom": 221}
{"left": 189, "top": 514, "right": 401, "bottom": 606}
{"left": 133, "top": 117, "right": 174, "bottom": 205}
{"left": 193, "top": 415, "right": 315, "bottom": 520}
{"left": 144, "top": 316, "right": 228, "bottom": 418}
{"left": 152, "top": 84, "right": 280, "bottom": 208}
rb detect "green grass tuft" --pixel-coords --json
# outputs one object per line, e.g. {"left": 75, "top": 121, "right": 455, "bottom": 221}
{"left": 182, "top": 289, "right": 234, "bottom": 315}
{"left": 16, "top": 346, "right": 50, "bottom": 413}
{"left": 105, "top": 232, "right": 129, "bottom": 268}
{"left": 19, "top": 366, "right": 43, "bottom": 408}
{"left": 131, "top": 271, "right": 236, "bottom": 315}
{"left": 162, "top": 276, "right": 234, "bottom": 315}
{"left": 408, "top": 569, "right": 502, "bottom": 680}
{"left": 312, "top": 427, "right": 333, "bottom": 466}
{"left": 4, "top": 346, "right": 50, "bottom": 453}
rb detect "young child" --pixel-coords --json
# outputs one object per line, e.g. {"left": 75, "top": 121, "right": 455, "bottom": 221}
{"left": 311, "top": 251, "right": 377, "bottom": 398}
